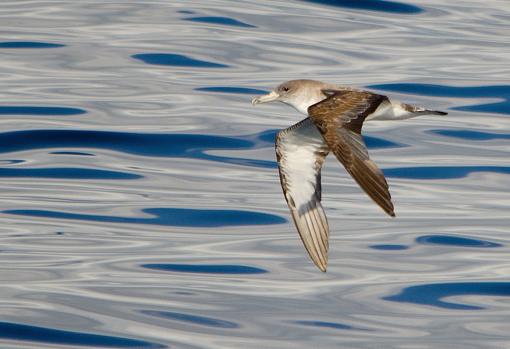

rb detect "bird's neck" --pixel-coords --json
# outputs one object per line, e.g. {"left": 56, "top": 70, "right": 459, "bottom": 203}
{"left": 285, "top": 93, "right": 326, "bottom": 115}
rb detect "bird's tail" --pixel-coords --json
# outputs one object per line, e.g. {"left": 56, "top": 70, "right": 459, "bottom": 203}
{"left": 401, "top": 102, "right": 448, "bottom": 116}
{"left": 368, "top": 101, "right": 448, "bottom": 121}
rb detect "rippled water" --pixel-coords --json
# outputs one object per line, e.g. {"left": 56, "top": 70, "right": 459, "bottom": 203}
{"left": 1, "top": 1, "right": 509, "bottom": 348}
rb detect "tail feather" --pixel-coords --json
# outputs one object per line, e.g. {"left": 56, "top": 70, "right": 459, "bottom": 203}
{"left": 403, "top": 103, "right": 448, "bottom": 116}
{"left": 429, "top": 110, "right": 448, "bottom": 115}
{"left": 413, "top": 109, "right": 448, "bottom": 116}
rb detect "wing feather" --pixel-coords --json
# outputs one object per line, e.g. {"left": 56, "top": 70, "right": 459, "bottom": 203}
{"left": 276, "top": 118, "right": 330, "bottom": 271}
{"left": 308, "top": 90, "right": 395, "bottom": 217}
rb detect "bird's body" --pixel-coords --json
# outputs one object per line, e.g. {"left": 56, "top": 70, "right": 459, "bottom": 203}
{"left": 252, "top": 79, "right": 447, "bottom": 272}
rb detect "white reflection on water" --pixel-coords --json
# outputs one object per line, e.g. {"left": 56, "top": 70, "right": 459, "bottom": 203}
{"left": 0, "top": 0, "right": 509, "bottom": 348}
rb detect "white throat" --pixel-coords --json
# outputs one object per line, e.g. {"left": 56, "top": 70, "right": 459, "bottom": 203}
{"left": 284, "top": 93, "right": 327, "bottom": 116}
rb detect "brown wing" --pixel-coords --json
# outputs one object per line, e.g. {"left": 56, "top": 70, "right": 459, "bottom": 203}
{"left": 276, "top": 118, "right": 330, "bottom": 271}
{"left": 308, "top": 90, "right": 395, "bottom": 217}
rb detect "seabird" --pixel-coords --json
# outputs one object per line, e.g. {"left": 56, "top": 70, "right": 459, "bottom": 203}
{"left": 251, "top": 79, "right": 447, "bottom": 272}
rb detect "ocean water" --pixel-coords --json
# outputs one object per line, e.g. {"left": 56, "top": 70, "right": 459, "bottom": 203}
{"left": 1, "top": 1, "right": 509, "bottom": 348}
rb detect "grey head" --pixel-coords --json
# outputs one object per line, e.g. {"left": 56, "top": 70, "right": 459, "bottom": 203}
{"left": 252, "top": 79, "right": 335, "bottom": 115}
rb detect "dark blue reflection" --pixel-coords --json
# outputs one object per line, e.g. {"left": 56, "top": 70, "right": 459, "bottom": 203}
{"left": 256, "top": 129, "right": 278, "bottom": 144}
{"left": 301, "top": 0, "right": 422, "bottom": 14}
{"left": 184, "top": 16, "right": 256, "bottom": 28}
{"left": 132, "top": 53, "right": 228, "bottom": 68}
{"left": 384, "top": 282, "right": 510, "bottom": 310}
{"left": 142, "top": 311, "right": 238, "bottom": 328}
{"left": 50, "top": 151, "right": 95, "bottom": 156}
{"left": 0, "top": 129, "right": 274, "bottom": 169}
{"left": 143, "top": 263, "right": 267, "bottom": 274}
{"left": 5, "top": 208, "right": 285, "bottom": 227}
{"left": 0, "top": 41, "right": 65, "bottom": 48}
{"left": 0, "top": 168, "right": 140, "bottom": 180}
{"left": 416, "top": 235, "right": 502, "bottom": 248}
{"left": 370, "top": 244, "right": 409, "bottom": 250}
{"left": 430, "top": 129, "right": 510, "bottom": 141}
{"left": 383, "top": 166, "right": 510, "bottom": 179}
{"left": 294, "top": 320, "right": 367, "bottom": 331}
{"left": 364, "top": 136, "right": 402, "bottom": 149}
{"left": 0, "top": 321, "right": 164, "bottom": 348}
{"left": 177, "top": 10, "right": 195, "bottom": 14}
{"left": 195, "top": 87, "right": 268, "bottom": 94}
{"left": 0, "top": 106, "right": 85, "bottom": 115}
{"left": 369, "top": 83, "right": 510, "bottom": 115}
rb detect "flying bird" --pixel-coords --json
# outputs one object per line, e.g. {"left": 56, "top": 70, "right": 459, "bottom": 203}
{"left": 252, "top": 79, "right": 447, "bottom": 272}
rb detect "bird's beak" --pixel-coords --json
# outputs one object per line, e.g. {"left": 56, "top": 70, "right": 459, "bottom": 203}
{"left": 251, "top": 91, "right": 280, "bottom": 105}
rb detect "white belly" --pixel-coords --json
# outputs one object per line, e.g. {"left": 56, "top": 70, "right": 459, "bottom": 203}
{"left": 366, "top": 100, "right": 418, "bottom": 121}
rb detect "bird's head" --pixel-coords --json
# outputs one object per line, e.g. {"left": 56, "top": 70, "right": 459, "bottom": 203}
{"left": 251, "top": 80, "right": 326, "bottom": 115}
{"left": 251, "top": 81, "right": 298, "bottom": 105}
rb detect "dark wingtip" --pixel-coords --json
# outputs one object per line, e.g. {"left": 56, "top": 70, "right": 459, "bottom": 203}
{"left": 434, "top": 110, "right": 448, "bottom": 116}
{"left": 316, "top": 262, "right": 327, "bottom": 272}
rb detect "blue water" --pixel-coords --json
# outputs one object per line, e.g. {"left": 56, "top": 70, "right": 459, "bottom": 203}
{"left": 0, "top": 41, "right": 65, "bottom": 48}
{"left": 132, "top": 53, "right": 229, "bottom": 68}
{"left": 142, "top": 264, "right": 268, "bottom": 274}
{"left": 383, "top": 166, "right": 510, "bottom": 179}
{"left": 430, "top": 129, "right": 510, "bottom": 141}
{"left": 1, "top": 1, "right": 510, "bottom": 348}
{"left": 0, "top": 322, "right": 164, "bottom": 348}
{"left": 384, "top": 282, "right": 510, "bottom": 310}
{"left": 301, "top": 0, "right": 423, "bottom": 14}
{"left": 50, "top": 151, "right": 95, "bottom": 156}
{"left": 416, "top": 235, "right": 502, "bottom": 248}
{"left": 5, "top": 207, "right": 284, "bottom": 227}
{"left": 0, "top": 167, "right": 141, "bottom": 180}
{"left": 370, "top": 244, "right": 409, "bottom": 250}
{"left": 293, "top": 320, "right": 367, "bottom": 331}
{"left": 0, "top": 106, "right": 86, "bottom": 115}
{"left": 184, "top": 16, "right": 256, "bottom": 28}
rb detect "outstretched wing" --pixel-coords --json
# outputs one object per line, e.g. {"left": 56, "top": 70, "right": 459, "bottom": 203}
{"left": 308, "top": 90, "right": 395, "bottom": 217}
{"left": 276, "top": 118, "right": 330, "bottom": 271}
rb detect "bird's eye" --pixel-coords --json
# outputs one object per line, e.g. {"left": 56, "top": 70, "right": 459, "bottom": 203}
{"left": 282, "top": 87, "right": 289, "bottom": 92}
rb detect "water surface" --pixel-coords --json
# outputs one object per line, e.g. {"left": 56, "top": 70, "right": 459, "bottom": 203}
{"left": 1, "top": 1, "right": 509, "bottom": 348}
